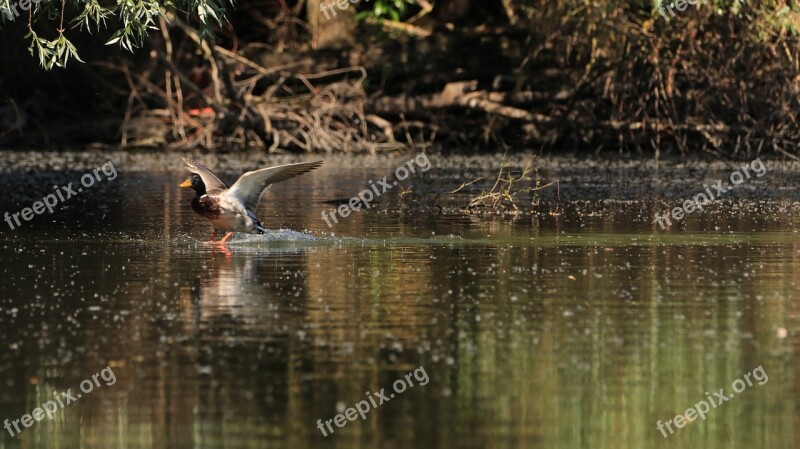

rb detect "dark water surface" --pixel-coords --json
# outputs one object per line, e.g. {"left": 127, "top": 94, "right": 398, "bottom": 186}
{"left": 0, "top": 153, "right": 798, "bottom": 449}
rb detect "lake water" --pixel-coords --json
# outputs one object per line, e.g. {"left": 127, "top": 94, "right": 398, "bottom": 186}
{"left": 0, "top": 152, "right": 797, "bottom": 448}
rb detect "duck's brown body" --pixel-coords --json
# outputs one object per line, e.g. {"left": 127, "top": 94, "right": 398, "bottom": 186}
{"left": 191, "top": 195, "right": 221, "bottom": 220}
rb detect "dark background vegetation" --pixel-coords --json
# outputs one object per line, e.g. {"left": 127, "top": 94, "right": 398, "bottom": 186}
{"left": 1, "top": 0, "right": 799, "bottom": 158}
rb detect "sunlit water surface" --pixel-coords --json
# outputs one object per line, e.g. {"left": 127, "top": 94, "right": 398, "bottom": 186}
{"left": 0, "top": 153, "right": 798, "bottom": 449}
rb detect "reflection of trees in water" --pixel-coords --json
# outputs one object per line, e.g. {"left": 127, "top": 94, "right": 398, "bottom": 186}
{"left": 6, "top": 188, "right": 800, "bottom": 448}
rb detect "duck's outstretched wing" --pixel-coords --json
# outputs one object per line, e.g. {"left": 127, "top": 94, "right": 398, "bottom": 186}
{"left": 182, "top": 158, "right": 228, "bottom": 193}
{"left": 228, "top": 160, "right": 323, "bottom": 212}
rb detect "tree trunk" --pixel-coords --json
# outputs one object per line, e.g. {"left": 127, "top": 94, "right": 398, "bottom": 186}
{"left": 307, "top": 0, "right": 356, "bottom": 48}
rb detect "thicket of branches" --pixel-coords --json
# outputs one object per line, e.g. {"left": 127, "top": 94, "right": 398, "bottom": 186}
{"left": 2, "top": 0, "right": 800, "bottom": 158}
{"left": 512, "top": 0, "right": 800, "bottom": 158}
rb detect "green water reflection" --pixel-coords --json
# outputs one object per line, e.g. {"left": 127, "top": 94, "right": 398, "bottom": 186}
{"left": 0, "top": 163, "right": 796, "bottom": 449}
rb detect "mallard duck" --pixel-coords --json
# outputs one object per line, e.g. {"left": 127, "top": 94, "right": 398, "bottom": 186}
{"left": 180, "top": 158, "right": 323, "bottom": 245}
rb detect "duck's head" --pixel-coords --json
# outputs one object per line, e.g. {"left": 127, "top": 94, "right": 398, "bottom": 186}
{"left": 179, "top": 173, "right": 206, "bottom": 196}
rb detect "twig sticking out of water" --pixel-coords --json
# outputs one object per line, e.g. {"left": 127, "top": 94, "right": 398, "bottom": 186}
{"left": 455, "top": 155, "right": 559, "bottom": 215}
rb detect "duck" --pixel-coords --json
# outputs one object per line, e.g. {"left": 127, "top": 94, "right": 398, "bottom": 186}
{"left": 180, "top": 158, "right": 323, "bottom": 246}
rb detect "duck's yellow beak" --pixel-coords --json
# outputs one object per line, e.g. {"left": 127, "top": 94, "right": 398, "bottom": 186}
{"left": 179, "top": 179, "right": 192, "bottom": 188}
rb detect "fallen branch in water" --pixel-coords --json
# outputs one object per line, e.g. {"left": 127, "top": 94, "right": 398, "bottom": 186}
{"left": 454, "top": 153, "right": 559, "bottom": 215}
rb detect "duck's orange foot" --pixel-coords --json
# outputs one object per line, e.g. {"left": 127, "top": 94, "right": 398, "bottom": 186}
{"left": 217, "top": 232, "right": 233, "bottom": 246}
{"left": 204, "top": 230, "right": 219, "bottom": 243}
{"left": 211, "top": 244, "right": 232, "bottom": 258}
{"left": 212, "top": 232, "right": 234, "bottom": 246}
{"left": 203, "top": 231, "right": 233, "bottom": 246}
